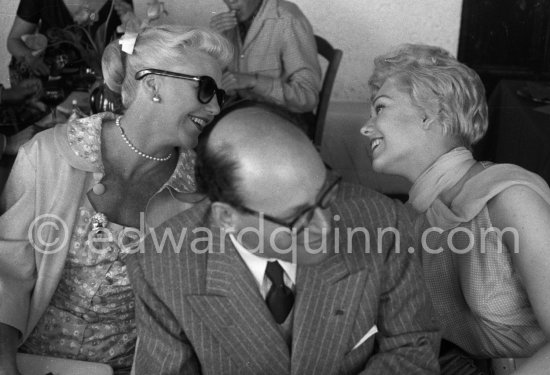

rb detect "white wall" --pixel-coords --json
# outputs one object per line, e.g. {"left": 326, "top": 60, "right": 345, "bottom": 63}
{"left": 0, "top": 0, "right": 20, "bottom": 86}
{"left": 300, "top": 0, "right": 463, "bottom": 101}
{"left": 133, "top": 0, "right": 463, "bottom": 102}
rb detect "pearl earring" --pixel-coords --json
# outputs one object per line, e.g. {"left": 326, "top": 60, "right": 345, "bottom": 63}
{"left": 152, "top": 94, "right": 161, "bottom": 103}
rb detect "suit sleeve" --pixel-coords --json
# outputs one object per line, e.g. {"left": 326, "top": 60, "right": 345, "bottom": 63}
{"left": 252, "top": 13, "right": 321, "bottom": 113}
{"left": 127, "top": 249, "right": 201, "bottom": 375}
{"left": 360, "top": 202, "right": 440, "bottom": 374}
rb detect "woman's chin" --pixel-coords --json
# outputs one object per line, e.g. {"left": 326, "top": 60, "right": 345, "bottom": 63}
{"left": 371, "top": 159, "right": 389, "bottom": 174}
{"left": 178, "top": 133, "right": 199, "bottom": 150}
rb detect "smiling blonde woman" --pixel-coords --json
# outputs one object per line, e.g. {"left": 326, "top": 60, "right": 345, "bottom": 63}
{"left": 361, "top": 44, "right": 550, "bottom": 375}
{"left": 0, "top": 24, "right": 232, "bottom": 375}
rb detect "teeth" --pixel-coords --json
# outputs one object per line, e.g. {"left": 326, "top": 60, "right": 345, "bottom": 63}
{"left": 371, "top": 138, "right": 382, "bottom": 151}
{"left": 189, "top": 116, "right": 207, "bottom": 131}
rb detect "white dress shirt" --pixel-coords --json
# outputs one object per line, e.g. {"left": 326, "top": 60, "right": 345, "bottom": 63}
{"left": 230, "top": 234, "right": 296, "bottom": 299}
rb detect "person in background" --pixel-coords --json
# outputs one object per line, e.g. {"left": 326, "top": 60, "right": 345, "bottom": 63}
{"left": 0, "top": 24, "right": 231, "bottom": 375}
{"left": 0, "top": 79, "right": 42, "bottom": 158}
{"left": 126, "top": 103, "right": 440, "bottom": 374}
{"left": 0, "top": 126, "right": 38, "bottom": 160}
{"left": 0, "top": 79, "right": 41, "bottom": 106}
{"left": 0, "top": 78, "right": 42, "bottom": 199}
{"left": 361, "top": 43, "right": 550, "bottom": 375}
{"left": 209, "top": 0, "right": 321, "bottom": 114}
{"left": 7, "top": 0, "right": 133, "bottom": 81}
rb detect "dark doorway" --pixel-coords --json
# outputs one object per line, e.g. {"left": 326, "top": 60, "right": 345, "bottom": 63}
{"left": 458, "top": 0, "right": 550, "bottom": 96}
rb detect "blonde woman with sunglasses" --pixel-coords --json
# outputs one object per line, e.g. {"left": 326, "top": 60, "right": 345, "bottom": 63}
{"left": 0, "top": 24, "right": 232, "bottom": 375}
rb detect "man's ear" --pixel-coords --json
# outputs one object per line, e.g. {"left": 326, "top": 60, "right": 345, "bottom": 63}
{"left": 211, "top": 202, "right": 239, "bottom": 232}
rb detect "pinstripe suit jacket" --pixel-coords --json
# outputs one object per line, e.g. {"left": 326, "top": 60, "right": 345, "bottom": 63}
{"left": 126, "top": 184, "right": 440, "bottom": 374}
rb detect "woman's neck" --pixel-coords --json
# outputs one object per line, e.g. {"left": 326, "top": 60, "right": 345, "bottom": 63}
{"left": 102, "top": 114, "right": 176, "bottom": 180}
{"left": 407, "top": 144, "right": 476, "bottom": 213}
{"left": 410, "top": 137, "right": 464, "bottom": 183}
{"left": 408, "top": 147, "right": 453, "bottom": 184}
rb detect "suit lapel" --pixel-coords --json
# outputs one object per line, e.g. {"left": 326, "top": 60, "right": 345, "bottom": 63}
{"left": 291, "top": 254, "right": 369, "bottom": 375}
{"left": 186, "top": 231, "right": 290, "bottom": 374}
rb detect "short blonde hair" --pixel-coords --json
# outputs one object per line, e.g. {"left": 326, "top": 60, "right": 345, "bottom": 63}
{"left": 102, "top": 24, "right": 233, "bottom": 108}
{"left": 369, "top": 44, "right": 488, "bottom": 146}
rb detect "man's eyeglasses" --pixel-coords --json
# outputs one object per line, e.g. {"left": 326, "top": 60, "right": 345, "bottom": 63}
{"left": 238, "top": 175, "right": 342, "bottom": 234}
{"left": 135, "top": 68, "right": 226, "bottom": 107}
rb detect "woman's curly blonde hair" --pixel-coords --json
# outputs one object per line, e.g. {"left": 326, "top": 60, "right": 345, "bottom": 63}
{"left": 369, "top": 44, "right": 488, "bottom": 146}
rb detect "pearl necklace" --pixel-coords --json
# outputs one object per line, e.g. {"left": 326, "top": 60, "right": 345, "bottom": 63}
{"left": 115, "top": 116, "right": 172, "bottom": 162}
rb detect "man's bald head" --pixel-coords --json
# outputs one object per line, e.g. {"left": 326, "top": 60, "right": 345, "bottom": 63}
{"left": 196, "top": 105, "right": 325, "bottom": 207}
{"left": 197, "top": 104, "right": 335, "bottom": 265}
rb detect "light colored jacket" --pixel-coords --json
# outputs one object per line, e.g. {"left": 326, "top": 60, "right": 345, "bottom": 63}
{"left": 0, "top": 112, "right": 201, "bottom": 342}
{"left": 225, "top": 0, "right": 322, "bottom": 113}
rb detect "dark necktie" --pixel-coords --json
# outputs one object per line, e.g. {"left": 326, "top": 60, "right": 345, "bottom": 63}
{"left": 265, "top": 261, "right": 295, "bottom": 324}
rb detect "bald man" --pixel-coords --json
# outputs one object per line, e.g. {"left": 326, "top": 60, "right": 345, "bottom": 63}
{"left": 126, "top": 104, "right": 440, "bottom": 374}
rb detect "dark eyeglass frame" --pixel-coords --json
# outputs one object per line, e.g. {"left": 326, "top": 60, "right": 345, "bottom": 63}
{"left": 135, "top": 68, "right": 225, "bottom": 107}
{"left": 238, "top": 175, "right": 342, "bottom": 234}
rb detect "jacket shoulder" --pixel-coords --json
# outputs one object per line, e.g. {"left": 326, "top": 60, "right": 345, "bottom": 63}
{"left": 277, "top": 0, "right": 308, "bottom": 19}
{"left": 333, "top": 183, "right": 416, "bottom": 265}
{"left": 18, "top": 126, "right": 64, "bottom": 169}
{"left": 127, "top": 200, "right": 212, "bottom": 290}
{"left": 335, "top": 183, "right": 407, "bottom": 226}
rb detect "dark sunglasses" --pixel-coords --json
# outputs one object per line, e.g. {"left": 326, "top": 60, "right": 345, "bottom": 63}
{"left": 238, "top": 174, "right": 342, "bottom": 234}
{"left": 135, "top": 68, "right": 225, "bottom": 107}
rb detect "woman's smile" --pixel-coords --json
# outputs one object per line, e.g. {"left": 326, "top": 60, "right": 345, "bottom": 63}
{"left": 188, "top": 115, "right": 209, "bottom": 132}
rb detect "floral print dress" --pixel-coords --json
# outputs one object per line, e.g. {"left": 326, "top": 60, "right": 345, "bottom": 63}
{"left": 15, "top": 113, "right": 198, "bottom": 374}
{"left": 21, "top": 199, "right": 139, "bottom": 374}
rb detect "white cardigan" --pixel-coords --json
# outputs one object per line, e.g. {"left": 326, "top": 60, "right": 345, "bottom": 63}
{"left": 0, "top": 112, "right": 201, "bottom": 341}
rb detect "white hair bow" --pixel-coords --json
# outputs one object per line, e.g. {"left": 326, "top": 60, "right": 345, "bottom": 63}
{"left": 119, "top": 31, "right": 138, "bottom": 54}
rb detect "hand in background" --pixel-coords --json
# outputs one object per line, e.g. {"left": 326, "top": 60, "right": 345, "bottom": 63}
{"left": 17, "top": 78, "right": 42, "bottom": 99}
{"left": 2, "top": 78, "right": 42, "bottom": 105}
{"left": 209, "top": 11, "right": 237, "bottom": 34}
{"left": 23, "top": 54, "right": 49, "bottom": 76}
{"left": 222, "top": 71, "right": 257, "bottom": 92}
{"left": 113, "top": 0, "right": 133, "bottom": 19}
{"left": 5, "top": 125, "right": 40, "bottom": 155}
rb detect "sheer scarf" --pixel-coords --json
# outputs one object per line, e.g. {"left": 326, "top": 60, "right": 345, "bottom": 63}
{"left": 408, "top": 147, "right": 550, "bottom": 230}
{"left": 408, "top": 147, "right": 475, "bottom": 229}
